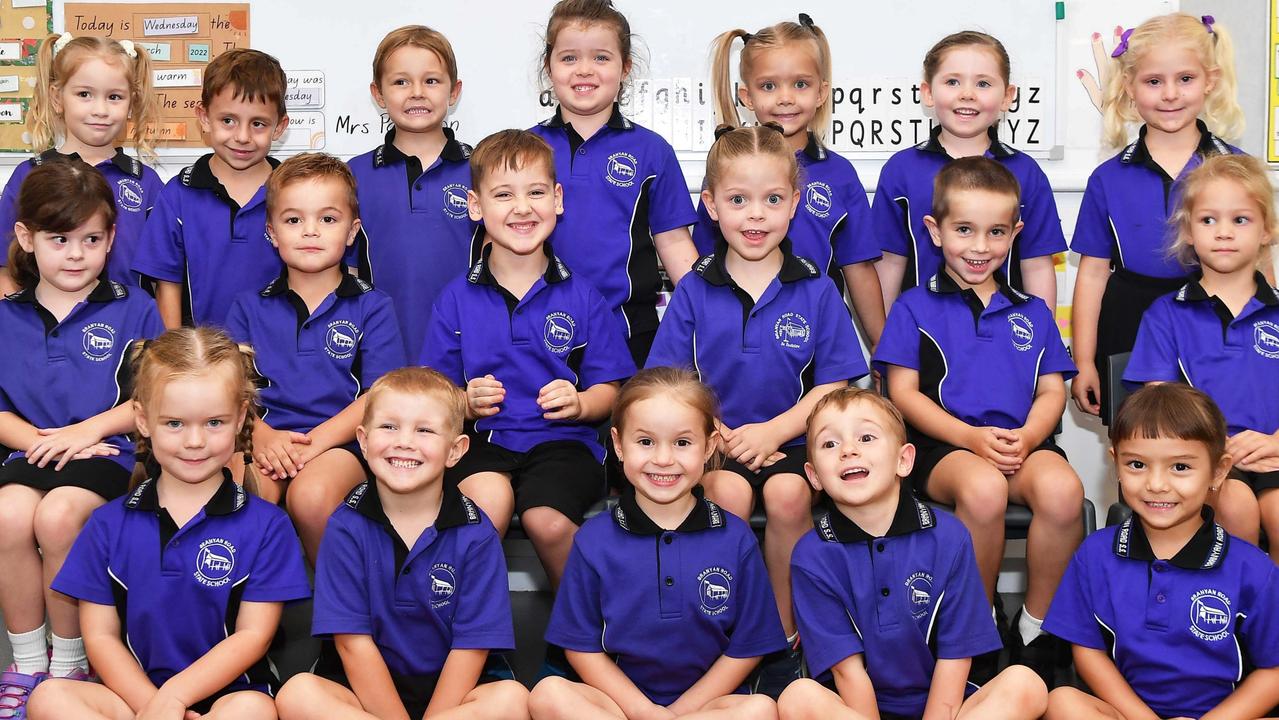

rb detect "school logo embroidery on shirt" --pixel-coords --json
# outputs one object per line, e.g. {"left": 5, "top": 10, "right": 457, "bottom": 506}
{"left": 1008, "top": 313, "right": 1035, "bottom": 352}
{"left": 805, "top": 181, "right": 833, "bottom": 218}
{"left": 325, "top": 320, "right": 359, "bottom": 360}
{"left": 544, "top": 312, "right": 576, "bottom": 353}
{"left": 194, "top": 538, "right": 237, "bottom": 587}
{"left": 442, "top": 183, "right": 470, "bottom": 219}
{"left": 116, "top": 178, "right": 144, "bottom": 212}
{"left": 81, "top": 323, "right": 116, "bottom": 362}
{"left": 774, "top": 312, "right": 811, "bottom": 349}
{"left": 429, "top": 563, "right": 457, "bottom": 609}
{"left": 1253, "top": 321, "right": 1279, "bottom": 359}
{"left": 905, "top": 572, "right": 934, "bottom": 618}
{"left": 697, "top": 567, "right": 733, "bottom": 616}
{"left": 1189, "top": 589, "right": 1232, "bottom": 642}
{"left": 605, "top": 152, "right": 638, "bottom": 188}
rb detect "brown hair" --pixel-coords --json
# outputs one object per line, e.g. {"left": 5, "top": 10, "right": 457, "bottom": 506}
{"left": 1101, "top": 13, "right": 1242, "bottom": 148}
{"left": 201, "top": 48, "right": 287, "bottom": 119}
{"left": 266, "top": 152, "right": 359, "bottom": 219}
{"left": 130, "top": 326, "right": 262, "bottom": 494}
{"left": 469, "top": 129, "right": 556, "bottom": 191}
{"left": 372, "top": 25, "right": 459, "bottom": 86}
{"left": 709, "top": 16, "right": 834, "bottom": 141}
{"left": 704, "top": 124, "right": 800, "bottom": 195}
{"left": 1168, "top": 153, "right": 1276, "bottom": 268}
{"left": 931, "top": 156, "right": 1021, "bottom": 224}
{"left": 361, "top": 366, "right": 466, "bottom": 436}
{"left": 30, "top": 34, "right": 159, "bottom": 161}
{"left": 806, "top": 387, "right": 908, "bottom": 453}
{"left": 540, "top": 0, "right": 634, "bottom": 98}
{"left": 922, "top": 31, "right": 1011, "bottom": 86}
{"left": 1110, "top": 384, "right": 1228, "bottom": 465}
{"left": 613, "top": 366, "right": 719, "bottom": 440}
{"left": 8, "top": 157, "right": 116, "bottom": 290}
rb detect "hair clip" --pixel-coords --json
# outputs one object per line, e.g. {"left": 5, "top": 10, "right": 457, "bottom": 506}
{"left": 1110, "top": 28, "right": 1133, "bottom": 58}
{"left": 741, "top": 31, "right": 754, "bottom": 44}
{"left": 713, "top": 124, "right": 737, "bottom": 140}
{"left": 118, "top": 39, "right": 137, "bottom": 59}
{"left": 1201, "top": 15, "right": 1215, "bottom": 35}
{"left": 798, "top": 13, "right": 815, "bottom": 29}
{"left": 51, "top": 32, "right": 73, "bottom": 56}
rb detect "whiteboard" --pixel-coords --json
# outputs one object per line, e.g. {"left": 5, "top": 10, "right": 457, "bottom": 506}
{"left": 46, "top": 0, "right": 1063, "bottom": 161}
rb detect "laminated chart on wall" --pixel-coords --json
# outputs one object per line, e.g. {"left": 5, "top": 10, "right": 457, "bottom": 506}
{"left": 63, "top": 3, "right": 249, "bottom": 148}
{"left": 0, "top": 0, "right": 52, "bottom": 152}
{"left": 1270, "top": 0, "right": 1279, "bottom": 163}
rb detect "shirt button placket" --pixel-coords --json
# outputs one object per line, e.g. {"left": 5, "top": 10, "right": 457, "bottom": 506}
{"left": 657, "top": 533, "right": 681, "bottom": 619}
{"left": 1146, "top": 561, "right": 1171, "bottom": 631}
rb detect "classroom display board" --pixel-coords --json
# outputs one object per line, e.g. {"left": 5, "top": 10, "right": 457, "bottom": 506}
{"left": 62, "top": 3, "right": 248, "bottom": 147}
{"left": 17, "top": 0, "right": 1062, "bottom": 161}
{"left": 0, "top": 0, "right": 51, "bottom": 152}
{"left": 1268, "top": 0, "right": 1279, "bottom": 162}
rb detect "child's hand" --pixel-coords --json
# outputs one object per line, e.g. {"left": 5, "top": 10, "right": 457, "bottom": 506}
{"left": 70, "top": 442, "right": 120, "bottom": 461}
{"left": 1071, "top": 365, "right": 1102, "bottom": 416}
{"left": 538, "top": 379, "right": 582, "bottom": 420}
{"left": 27, "top": 422, "right": 106, "bottom": 471}
{"left": 135, "top": 692, "right": 188, "bottom": 720}
{"left": 723, "top": 422, "right": 783, "bottom": 472}
{"left": 967, "top": 427, "right": 1022, "bottom": 475}
{"left": 252, "top": 423, "right": 311, "bottom": 480}
{"left": 1227, "top": 430, "right": 1279, "bottom": 471}
{"left": 466, "top": 374, "right": 505, "bottom": 417}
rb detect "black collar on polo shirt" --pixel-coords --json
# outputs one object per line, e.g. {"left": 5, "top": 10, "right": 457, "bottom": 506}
{"left": 694, "top": 237, "right": 820, "bottom": 287}
{"left": 613, "top": 486, "right": 726, "bottom": 535}
{"left": 543, "top": 103, "right": 632, "bottom": 131}
{"left": 1112, "top": 506, "right": 1228, "bottom": 570}
{"left": 927, "top": 269, "right": 1031, "bottom": 323}
{"left": 1121, "top": 119, "right": 1230, "bottom": 169}
{"left": 9, "top": 277, "right": 126, "bottom": 334}
{"left": 1176, "top": 272, "right": 1279, "bottom": 308}
{"left": 466, "top": 240, "right": 572, "bottom": 287}
{"left": 815, "top": 482, "right": 936, "bottom": 543}
{"left": 917, "top": 124, "right": 1014, "bottom": 159}
{"left": 372, "top": 126, "right": 471, "bottom": 168}
{"left": 124, "top": 469, "right": 248, "bottom": 517}
{"left": 35, "top": 147, "right": 143, "bottom": 178}
{"left": 344, "top": 476, "right": 481, "bottom": 532}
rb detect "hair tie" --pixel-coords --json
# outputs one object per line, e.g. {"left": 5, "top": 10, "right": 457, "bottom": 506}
{"left": 741, "top": 31, "right": 754, "bottom": 44}
{"left": 713, "top": 124, "right": 736, "bottom": 141}
{"left": 798, "top": 13, "right": 815, "bottom": 30}
{"left": 760, "top": 121, "right": 785, "bottom": 135}
{"left": 118, "top": 39, "right": 137, "bottom": 58}
{"left": 1110, "top": 28, "right": 1133, "bottom": 58}
{"left": 51, "top": 32, "right": 73, "bottom": 56}
{"left": 1201, "top": 15, "right": 1215, "bottom": 35}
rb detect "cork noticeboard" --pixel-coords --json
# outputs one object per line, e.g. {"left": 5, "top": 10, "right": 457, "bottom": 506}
{"left": 0, "top": 1, "right": 53, "bottom": 152}
{"left": 63, "top": 3, "right": 249, "bottom": 147}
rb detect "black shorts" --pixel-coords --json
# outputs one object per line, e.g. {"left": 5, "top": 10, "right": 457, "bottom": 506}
{"left": 1094, "top": 269, "right": 1186, "bottom": 425}
{"left": 0, "top": 456, "right": 131, "bottom": 500}
{"left": 1229, "top": 467, "right": 1279, "bottom": 493}
{"left": 333, "top": 440, "right": 372, "bottom": 476}
{"left": 446, "top": 436, "right": 605, "bottom": 525}
{"left": 907, "top": 430, "right": 1067, "bottom": 498}
{"left": 626, "top": 328, "right": 656, "bottom": 369}
{"left": 188, "top": 687, "right": 273, "bottom": 715}
{"left": 719, "top": 445, "right": 809, "bottom": 490}
{"left": 315, "top": 645, "right": 507, "bottom": 719}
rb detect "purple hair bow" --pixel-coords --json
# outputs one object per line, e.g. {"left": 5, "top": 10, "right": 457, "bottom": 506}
{"left": 1110, "top": 28, "right": 1134, "bottom": 58}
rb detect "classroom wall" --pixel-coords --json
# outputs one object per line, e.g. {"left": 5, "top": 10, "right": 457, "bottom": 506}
{"left": 4, "top": 0, "right": 1275, "bottom": 541}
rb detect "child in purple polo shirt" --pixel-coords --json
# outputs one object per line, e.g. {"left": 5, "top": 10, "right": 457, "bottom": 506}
{"left": 779, "top": 388, "right": 1047, "bottom": 720}
{"left": 873, "top": 157, "right": 1083, "bottom": 684}
{"left": 225, "top": 152, "right": 404, "bottom": 564}
{"left": 422, "top": 130, "right": 634, "bottom": 587}
{"left": 529, "top": 367, "right": 787, "bottom": 719}
{"left": 28, "top": 327, "right": 310, "bottom": 720}
{"left": 275, "top": 367, "right": 529, "bottom": 720}
{"left": 0, "top": 34, "right": 161, "bottom": 294}
{"left": 1045, "top": 385, "right": 1279, "bottom": 720}
{"left": 133, "top": 49, "right": 289, "bottom": 328}
{"left": 1125, "top": 153, "right": 1279, "bottom": 560}
{"left": 347, "top": 25, "right": 479, "bottom": 358}
{"left": 0, "top": 159, "right": 163, "bottom": 716}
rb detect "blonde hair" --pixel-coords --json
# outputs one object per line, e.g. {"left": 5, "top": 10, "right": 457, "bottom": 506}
{"left": 704, "top": 124, "right": 800, "bottom": 195}
{"left": 1101, "top": 13, "right": 1243, "bottom": 148}
{"left": 613, "top": 366, "right": 719, "bottom": 438}
{"left": 30, "top": 34, "right": 158, "bottom": 161}
{"left": 131, "top": 327, "right": 261, "bottom": 494}
{"left": 709, "top": 16, "right": 833, "bottom": 142}
{"left": 372, "top": 25, "right": 458, "bottom": 86}
{"left": 1168, "top": 153, "right": 1276, "bottom": 268}
{"left": 806, "top": 387, "right": 908, "bottom": 453}
{"left": 360, "top": 367, "right": 467, "bottom": 436}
